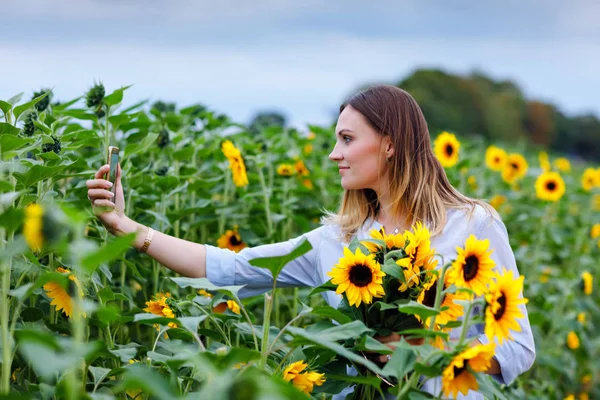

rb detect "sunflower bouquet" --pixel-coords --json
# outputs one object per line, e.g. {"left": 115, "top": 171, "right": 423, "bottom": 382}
{"left": 323, "top": 223, "right": 530, "bottom": 398}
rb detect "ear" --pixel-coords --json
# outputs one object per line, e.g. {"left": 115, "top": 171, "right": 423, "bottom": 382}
{"left": 384, "top": 137, "right": 394, "bottom": 158}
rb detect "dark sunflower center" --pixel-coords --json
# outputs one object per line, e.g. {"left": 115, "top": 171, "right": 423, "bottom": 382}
{"left": 68, "top": 279, "right": 79, "bottom": 297}
{"left": 453, "top": 364, "right": 467, "bottom": 378}
{"left": 494, "top": 156, "right": 500, "bottom": 163}
{"left": 463, "top": 255, "right": 480, "bottom": 281}
{"left": 349, "top": 264, "right": 373, "bottom": 287}
{"left": 229, "top": 234, "right": 242, "bottom": 246}
{"left": 511, "top": 162, "right": 518, "bottom": 170}
{"left": 546, "top": 181, "right": 556, "bottom": 191}
{"left": 445, "top": 144, "right": 454, "bottom": 156}
{"left": 493, "top": 293, "right": 507, "bottom": 321}
{"left": 422, "top": 280, "right": 438, "bottom": 308}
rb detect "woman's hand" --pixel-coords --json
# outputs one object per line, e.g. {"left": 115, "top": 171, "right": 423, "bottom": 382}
{"left": 372, "top": 333, "right": 424, "bottom": 363}
{"left": 87, "top": 163, "right": 127, "bottom": 235}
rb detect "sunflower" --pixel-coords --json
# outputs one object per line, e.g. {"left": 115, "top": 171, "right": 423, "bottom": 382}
{"left": 578, "top": 312, "right": 586, "bottom": 325}
{"left": 433, "top": 131, "right": 460, "bottom": 168}
{"left": 535, "top": 172, "right": 566, "bottom": 202}
{"left": 581, "top": 168, "right": 599, "bottom": 191}
{"left": 303, "top": 144, "right": 313, "bottom": 155}
{"left": 581, "top": 272, "right": 593, "bottom": 295}
{"left": 501, "top": 153, "right": 528, "bottom": 183}
{"left": 277, "top": 163, "right": 295, "bottom": 177}
{"left": 307, "top": 131, "right": 316, "bottom": 140}
{"left": 221, "top": 140, "right": 249, "bottom": 187}
{"left": 591, "top": 224, "right": 600, "bottom": 239}
{"left": 538, "top": 151, "right": 551, "bottom": 172}
{"left": 198, "top": 289, "right": 213, "bottom": 298}
{"left": 485, "top": 146, "right": 507, "bottom": 171}
{"left": 567, "top": 331, "right": 580, "bottom": 350}
{"left": 467, "top": 176, "right": 477, "bottom": 190}
{"left": 553, "top": 157, "right": 571, "bottom": 172}
{"left": 396, "top": 222, "right": 435, "bottom": 291}
{"left": 417, "top": 272, "right": 465, "bottom": 329}
{"left": 282, "top": 361, "right": 326, "bottom": 395}
{"left": 43, "top": 267, "right": 86, "bottom": 318}
{"left": 441, "top": 342, "right": 496, "bottom": 398}
{"left": 213, "top": 300, "right": 241, "bottom": 315}
{"left": 301, "top": 178, "right": 313, "bottom": 190}
{"left": 217, "top": 225, "right": 247, "bottom": 253}
{"left": 489, "top": 195, "right": 507, "bottom": 210}
{"left": 484, "top": 269, "right": 528, "bottom": 344}
{"left": 327, "top": 247, "right": 385, "bottom": 307}
{"left": 593, "top": 194, "right": 600, "bottom": 212}
{"left": 447, "top": 235, "right": 496, "bottom": 296}
{"left": 360, "top": 227, "right": 405, "bottom": 263}
{"left": 294, "top": 159, "right": 310, "bottom": 177}
{"left": 144, "top": 292, "right": 178, "bottom": 330}
{"left": 24, "top": 203, "right": 44, "bottom": 252}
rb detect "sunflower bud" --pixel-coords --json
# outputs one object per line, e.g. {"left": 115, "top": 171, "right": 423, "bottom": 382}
{"left": 42, "top": 135, "right": 62, "bottom": 154}
{"left": 157, "top": 128, "right": 170, "bottom": 148}
{"left": 155, "top": 166, "right": 168, "bottom": 176}
{"left": 85, "top": 82, "right": 105, "bottom": 108}
{"left": 152, "top": 101, "right": 175, "bottom": 114}
{"left": 22, "top": 111, "right": 38, "bottom": 136}
{"left": 32, "top": 88, "right": 52, "bottom": 112}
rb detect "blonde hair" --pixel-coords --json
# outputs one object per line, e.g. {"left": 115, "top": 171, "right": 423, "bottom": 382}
{"left": 321, "top": 85, "right": 496, "bottom": 242}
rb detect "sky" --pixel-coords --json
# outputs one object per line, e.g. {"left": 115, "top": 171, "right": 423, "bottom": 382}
{"left": 1, "top": 0, "right": 599, "bottom": 128}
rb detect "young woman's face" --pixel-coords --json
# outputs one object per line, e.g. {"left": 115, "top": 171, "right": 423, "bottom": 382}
{"left": 329, "top": 105, "right": 392, "bottom": 191}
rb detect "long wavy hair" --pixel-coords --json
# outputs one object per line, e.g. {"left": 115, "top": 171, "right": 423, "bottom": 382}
{"left": 321, "top": 85, "right": 495, "bottom": 242}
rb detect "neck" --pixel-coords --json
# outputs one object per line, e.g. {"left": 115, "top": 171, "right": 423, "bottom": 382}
{"left": 375, "top": 188, "right": 407, "bottom": 231}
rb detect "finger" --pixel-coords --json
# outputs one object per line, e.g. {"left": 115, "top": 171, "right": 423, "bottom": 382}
{"left": 88, "top": 188, "right": 115, "bottom": 200}
{"left": 86, "top": 179, "right": 113, "bottom": 189}
{"left": 116, "top": 162, "right": 121, "bottom": 180}
{"left": 375, "top": 333, "right": 400, "bottom": 343}
{"left": 93, "top": 199, "right": 115, "bottom": 209}
{"left": 377, "top": 355, "right": 389, "bottom": 363}
{"left": 94, "top": 164, "right": 110, "bottom": 179}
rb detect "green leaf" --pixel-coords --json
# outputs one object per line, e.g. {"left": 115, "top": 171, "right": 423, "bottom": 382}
{"left": 248, "top": 236, "right": 312, "bottom": 281}
{"left": 20, "top": 307, "right": 44, "bottom": 322}
{"left": 177, "top": 316, "right": 207, "bottom": 336}
{"left": 117, "top": 363, "right": 179, "bottom": 399}
{"left": 144, "top": 210, "right": 171, "bottom": 229}
{"left": 81, "top": 233, "right": 136, "bottom": 273}
{"left": 97, "top": 286, "right": 116, "bottom": 303}
{"left": 7, "top": 92, "right": 24, "bottom": 105}
{"left": 104, "top": 85, "right": 132, "bottom": 107}
{"left": 309, "top": 320, "right": 371, "bottom": 342}
{"left": 310, "top": 305, "right": 352, "bottom": 325}
{"left": 398, "top": 301, "right": 440, "bottom": 320}
{"left": 0, "top": 191, "right": 22, "bottom": 206}
{"left": 307, "top": 279, "right": 336, "bottom": 297}
{"left": 287, "top": 325, "right": 385, "bottom": 376}
{"left": 382, "top": 347, "right": 417, "bottom": 378}
{"left": 0, "top": 122, "right": 20, "bottom": 135}
{"left": 0, "top": 100, "right": 12, "bottom": 116}
{"left": 13, "top": 162, "right": 74, "bottom": 189}
{"left": 55, "top": 109, "right": 98, "bottom": 121}
{"left": 109, "top": 345, "right": 138, "bottom": 363}
{"left": 382, "top": 259, "right": 405, "bottom": 281}
{"left": 171, "top": 277, "right": 245, "bottom": 304}
{"left": 476, "top": 372, "right": 509, "bottom": 400}
{"left": 52, "top": 96, "right": 82, "bottom": 111}
{"left": 125, "top": 132, "right": 158, "bottom": 156}
{"left": 88, "top": 366, "right": 112, "bottom": 387}
{"left": 14, "top": 91, "right": 51, "bottom": 121}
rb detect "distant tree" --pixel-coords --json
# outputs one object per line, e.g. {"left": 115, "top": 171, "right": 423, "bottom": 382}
{"left": 249, "top": 111, "right": 286, "bottom": 133}
{"left": 524, "top": 101, "right": 556, "bottom": 146}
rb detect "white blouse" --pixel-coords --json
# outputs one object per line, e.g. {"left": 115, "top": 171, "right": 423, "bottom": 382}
{"left": 206, "top": 204, "right": 535, "bottom": 399}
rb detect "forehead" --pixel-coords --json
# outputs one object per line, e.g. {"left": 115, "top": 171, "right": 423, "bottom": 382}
{"left": 336, "top": 105, "right": 370, "bottom": 132}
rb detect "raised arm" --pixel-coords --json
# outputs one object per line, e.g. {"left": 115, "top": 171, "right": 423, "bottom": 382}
{"left": 87, "top": 163, "right": 208, "bottom": 278}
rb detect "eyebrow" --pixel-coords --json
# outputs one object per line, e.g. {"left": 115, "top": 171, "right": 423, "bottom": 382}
{"left": 337, "top": 129, "right": 353, "bottom": 136}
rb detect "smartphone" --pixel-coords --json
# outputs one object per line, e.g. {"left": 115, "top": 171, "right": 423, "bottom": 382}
{"left": 106, "top": 146, "right": 119, "bottom": 194}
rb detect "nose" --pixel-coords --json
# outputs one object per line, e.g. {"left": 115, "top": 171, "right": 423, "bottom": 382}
{"left": 329, "top": 143, "right": 343, "bottom": 162}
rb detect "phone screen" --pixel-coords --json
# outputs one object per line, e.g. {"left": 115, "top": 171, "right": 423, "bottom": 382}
{"left": 108, "top": 150, "right": 119, "bottom": 189}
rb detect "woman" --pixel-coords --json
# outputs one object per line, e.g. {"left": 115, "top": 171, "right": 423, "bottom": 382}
{"left": 87, "top": 85, "right": 535, "bottom": 398}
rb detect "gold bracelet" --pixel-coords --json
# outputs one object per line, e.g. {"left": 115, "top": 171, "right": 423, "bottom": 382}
{"left": 139, "top": 227, "right": 154, "bottom": 253}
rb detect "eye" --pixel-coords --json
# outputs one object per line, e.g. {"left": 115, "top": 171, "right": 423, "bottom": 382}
{"left": 343, "top": 135, "right": 352, "bottom": 144}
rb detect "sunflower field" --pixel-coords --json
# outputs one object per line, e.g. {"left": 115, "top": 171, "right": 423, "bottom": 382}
{"left": 0, "top": 84, "right": 599, "bottom": 399}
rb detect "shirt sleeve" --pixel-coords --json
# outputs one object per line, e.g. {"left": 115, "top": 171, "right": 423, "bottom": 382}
{"left": 205, "top": 225, "right": 325, "bottom": 298}
{"left": 473, "top": 211, "right": 536, "bottom": 385}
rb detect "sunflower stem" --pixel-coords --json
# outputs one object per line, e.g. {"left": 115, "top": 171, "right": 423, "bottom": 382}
{"left": 259, "top": 284, "right": 276, "bottom": 370}
{"left": 458, "top": 300, "right": 474, "bottom": 347}
{"left": 257, "top": 164, "right": 274, "bottom": 240}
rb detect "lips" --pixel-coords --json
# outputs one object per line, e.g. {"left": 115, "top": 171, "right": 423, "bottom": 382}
{"left": 338, "top": 166, "right": 349, "bottom": 170}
